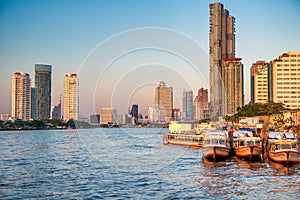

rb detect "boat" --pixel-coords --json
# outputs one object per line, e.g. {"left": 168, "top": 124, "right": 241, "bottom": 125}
{"left": 267, "top": 132, "right": 299, "bottom": 164}
{"left": 201, "top": 131, "right": 231, "bottom": 161}
{"left": 163, "top": 122, "right": 205, "bottom": 148}
{"left": 232, "top": 131, "right": 262, "bottom": 161}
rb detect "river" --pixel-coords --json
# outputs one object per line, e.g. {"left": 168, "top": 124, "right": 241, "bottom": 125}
{"left": 0, "top": 128, "right": 299, "bottom": 199}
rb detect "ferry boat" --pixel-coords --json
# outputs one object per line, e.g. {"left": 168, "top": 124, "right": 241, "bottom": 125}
{"left": 232, "top": 131, "right": 262, "bottom": 161}
{"left": 267, "top": 132, "right": 299, "bottom": 164}
{"left": 163, "top": 122, "right": 209, "bottom": 148}
{"left": 202, "top": 131, "right": 231, "bottom": 161}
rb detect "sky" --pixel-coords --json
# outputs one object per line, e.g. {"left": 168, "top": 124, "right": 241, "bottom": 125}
{"left": 0, "top": 0, "right": 300, "bottom": 117}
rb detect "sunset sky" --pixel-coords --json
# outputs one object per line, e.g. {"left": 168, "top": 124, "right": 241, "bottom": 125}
{"left": 1, "top": 0, "right": 299, "bottom": 116}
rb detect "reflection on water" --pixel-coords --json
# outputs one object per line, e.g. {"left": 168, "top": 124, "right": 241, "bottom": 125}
{"left": 0, "top": 128, "right": 299, "bottom": 199}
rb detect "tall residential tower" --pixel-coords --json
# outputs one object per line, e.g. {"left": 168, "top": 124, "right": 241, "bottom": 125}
{"left": 35, "top": 64, "right": 52, "bottom": 120}
{"left": 63, "top": 73, "right": 79, "bottom": 121}
{"left": 154, "top": 81, "right": 173, "bottom": 122}
{"left": 11, "top": 72, "right": 31, "bottom": 120}
{"left": 209, "top": 2, "right": 235, "bottom": 117}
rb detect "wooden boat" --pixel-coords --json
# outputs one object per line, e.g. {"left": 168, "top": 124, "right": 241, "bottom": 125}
{"left": 267, "top": 132, "right": 299, "bottom": 164}
{"left": 232, "top": 131, "right": 262, "bottom": 161}
{"left": 202, "top": 131, "right": 231, "bottom": 161}
{"left": 163, "top": 122, "right": 204, "bottom": 148}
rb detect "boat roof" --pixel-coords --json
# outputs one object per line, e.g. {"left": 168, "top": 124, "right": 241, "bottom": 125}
{"left": 204, "top": 131, "right": 228, "bottom": 138}
{"left": 233, "top": 131, "right": 253, "bottom": 138}
{"left": 268, "top": 132, "right": 294, "bottom": 139}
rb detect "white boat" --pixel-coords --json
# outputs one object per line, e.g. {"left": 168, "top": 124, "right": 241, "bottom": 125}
{"left": 202, "top": 131, "right": 231, "bottom": 161}
{"left": 267, "top": 132, "right": 299, "bottom": 164}
{"left": 232, "top": 131, "right": 262, "bottom": 161}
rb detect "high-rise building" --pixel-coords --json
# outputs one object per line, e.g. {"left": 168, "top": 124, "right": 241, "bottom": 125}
{"left": 148, "top": 106, "right": 159, "bottom": 122}
{"left": 193, "top": 88, "right": 209, "bottom": 120}
{"left": 172, "top": 108, "right": 181, "bottom": 121}
{"left": 35, "top": 64, "right": 52, "bottom": 120}
{"left": 182, "top": 90, "right": 193, "bottom": 119}
{"left": 63, "top": 73, "right": 79, "bottom": 121}
{"left": 11, "top": 72, "right": 31, "bottom": 120}
{"left": 222, "top": 58, "right": 244, "bottom": 115}
{"left": 130, "top": 104, "right": 138, "bottom": 122}
{"left": 30, "top": 87, "right": 36, "bottom": 120}
{"left": 154, "top": 81, "right": 173, "bottom": 121}
{"left": 250, "top": 61, "right": 269, "bottom": 104}
{"left": 270, "top": 51, "right": 300, "bottom": 109}
{"left": 51, "top": 101, "right": 61, "bottom": 120}
{"left": 209, "top": 2, "right": 235, "bottom": 117}
{"left": 100, "top": 108, "right": 118, "bottom": 124}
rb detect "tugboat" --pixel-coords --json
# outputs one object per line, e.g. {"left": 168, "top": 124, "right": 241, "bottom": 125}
{"left": 267, "top": 132, "right": 299, "bottom": 164}
{"left": 202, "top": 131, "right": 231, "bottom": 161}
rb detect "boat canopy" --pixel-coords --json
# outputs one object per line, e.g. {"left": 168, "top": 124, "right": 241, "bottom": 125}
{"left": 268, "top": 132, "right": 294, "bottom": 140}
{"left": 204, "top": 131, "right": 228, "bottom": 138}
{"left": 233, "top": 131, "right": 253, "bottom": 138}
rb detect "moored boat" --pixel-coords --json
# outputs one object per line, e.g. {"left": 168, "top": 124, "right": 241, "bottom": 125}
{"left": 202, "top": 131, "right": 231, "bottom": 161}
{"left": 163, "top": 122, "right": 204, "bottom": 148}
{"left": 267, "top": 132, "right": 299, "bottom": 164}
{"left": 232, "top": 131, "right": 262, "bottom": 161}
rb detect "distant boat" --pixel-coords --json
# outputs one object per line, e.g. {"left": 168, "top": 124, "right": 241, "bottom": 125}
{"left": 267, "top": 132, "right": 299, "bottom": 164}
{"left": 202, "top": 131, "right": 231, "bottom": 161}
{"left": 232, "top": 131, "right": 262, "bottom": 161}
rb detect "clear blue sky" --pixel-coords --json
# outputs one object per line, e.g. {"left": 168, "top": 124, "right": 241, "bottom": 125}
{"left": 1, "top": 0, "right": 299, "bottom": 117}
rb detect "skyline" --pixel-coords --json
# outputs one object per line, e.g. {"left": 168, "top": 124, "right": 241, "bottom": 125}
{"left": 1, "top": 0, "right": 300, "bottom": 116}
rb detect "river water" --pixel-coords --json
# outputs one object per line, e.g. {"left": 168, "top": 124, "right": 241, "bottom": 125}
{"left": 0, "top": 128, "right": 299, "bottom": 199}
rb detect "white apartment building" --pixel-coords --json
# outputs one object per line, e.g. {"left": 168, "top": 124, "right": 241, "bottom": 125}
{"left": 63, "top": 73, "right": 79, "bottom": 121}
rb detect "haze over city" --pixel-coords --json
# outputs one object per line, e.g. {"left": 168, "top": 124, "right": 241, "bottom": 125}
{"left": 1, "top": 0, "right": 300, "bottom": 117}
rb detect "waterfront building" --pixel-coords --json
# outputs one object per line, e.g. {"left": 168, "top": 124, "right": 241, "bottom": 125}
{"left": 51, "top": 101, "right": 61, "bottom": 120}
{"left": 118, "top": 113, "right": 130, "bottom": 125}
{"left": 172, "top": 108, "right": 181, "bottom": 121}
{"left": 30, "top": 87, "right": 36, "bottom": 119}
{"left": 90, "top": 114, "right": 100, "bottom": 125}
{"left": 209, "top": 2, "right": 235, "bottom": 117}
{"left": 130, "top": 104, "right": 138, "bottom": 122}
{"left": 154, "top": 81, "right": 173, "bottom": 121}
{"left": 250, "top": 61, "right": 269, "bottom": 104}
{"left": 11, "top": 72, "right": 31, "bottom": 121}
{"left": 182, "top": 90, "right": 193, "bottom": 119}
{"left": 0, "top": 114, "right": 9, "bottom": 121}
{"left": 193, "top": 88, "right": 209, "bottom": 120}
{"left": 148, "top": 106, "right": 159, "bottom": 122}
{"left": 222, "top": 58, "right": 244, "bottom": 115}
{"left": 63, "top": 73, "right": 79, "bottom": 121}
{"left": 35, "top": 64, "right": 52, "bottom": 120}
{"left": 270, "top": 51, "right": 300, "bottom": 109}
{"left": 100, "top": 108, "right": 118, "bottom": 124}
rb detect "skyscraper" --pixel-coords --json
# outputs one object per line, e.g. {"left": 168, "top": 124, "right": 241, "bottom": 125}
{"left": 154, "top": 81, "right": 173, "bottom": 121}
{"left": 270, "top": 51, "right": 300, "bottom": 109}
{"left": 250, "top": 61, "right": 269, "bottom": 104}
{"left": 209, "top": 2, "right": 235, "bottom": 118}
{"left": 35, "top": 64, "right": 52, "bottom": 120}
{"left": 222, "top": 58, "right": 244, "bottom": 115}
{"left": 11, "top": 72, "right": 31, "bottom": 120}
{"left": 193, "top": 88, "right": 209, "bottom": 120}
{"left": 63, "top": 73, "right": 79, "bottom": 121}
{"left": 30, "top": 87, "right": 36, "bottom": 120}
{"left": 182, "top": 90, "right": 193, "bottom": 119}
{"left": 130, "top": 104, "right": 138, "bottom": 122}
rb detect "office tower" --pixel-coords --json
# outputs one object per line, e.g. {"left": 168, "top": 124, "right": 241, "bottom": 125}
{"left": 209, "top": 2, "right": 235, "bottom": 117}
{"left": 222, "top": 58, "right": 244, "bottom": 115}
{"left": 35, "top": 64, "right": 52, "bottom": 120}
{"left": 172, "top": 108, "right": 181, "bottom": 121}
{"left": 11, "top": 72, "right": 31, "bottom": 120}
{"left": 51, "top": 101, "right": 61, "bottom": 120}
{"left": 100, "top": 108, "right": 118, "bottom": 124}
{"left": 193, "top": 88, "right": 209, "bottom": 120}
{"left": 30, "top": 87, "right": 36, "bottom": 119}
{"left": 130, "top": 104, "right": 138, "bottom": 122}
{"left": 250, "top": 61, "right": 269, "bottom": 104}
{"left": 63, "top": 73, "right": 79, "bottom": 121}
{"left": 270, "top": 51, "right": 300, "bottom": 109}
{"left": 148, "top": 106, "right": 159, "bottom": 122}
{"left": 154, "top": 81, "right": 173, "bottom": 121}
{"left": 182, "top": 90, "right": 193, "bottom": 119}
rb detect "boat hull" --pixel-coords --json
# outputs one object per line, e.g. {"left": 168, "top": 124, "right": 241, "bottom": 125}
{"left": 268, "top": 150, "right": 298, "bottom": 164}
{"left": 234, "top": 145, "right": 262, "bottom": 161}
{"left": 202, "top": 146, "right": 230, "bottom": 161}
{"left": 166, "top": 139, "right": 202, "bottom": 148}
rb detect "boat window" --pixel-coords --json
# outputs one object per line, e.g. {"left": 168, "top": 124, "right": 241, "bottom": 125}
{"left": 276, "top": 144, "right": 280, "bottom": 150}
{"left": 219, "top": 140, "right": 225, "bottom": 145}
{"left": 204, "top": 140, "right": 210, "bottom": 145}
{"left": 254, "top": 141, "right": 261, "bottom": 145}
{"left": 291, "top": 143, "right": 297, "bottom": 149}
{"left": 246, "top": 141, "right": 254, "bottom": 146}
{"left": 212, "top": 139, "right": 218, "bottom": 145}
{"left": 240, "top": 141, "right": 245, "bottom": 146}
{"left": 281, "top": 144, "right": 291, "bottom": 149}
